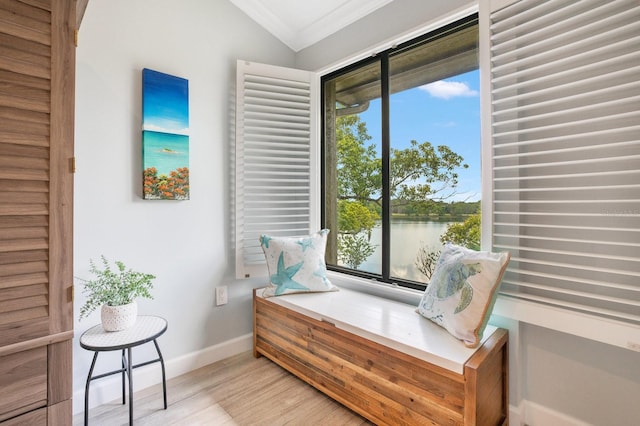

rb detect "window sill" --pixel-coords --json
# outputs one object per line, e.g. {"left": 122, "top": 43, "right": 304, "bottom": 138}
{"left": 328, "top": 270, "right": 640, "bottom": 353}
{"left": 493, "top": 296, "right": 640, "bottom": 353}
{"left": 326, "top": 270, "right": 423, "bottom": 306}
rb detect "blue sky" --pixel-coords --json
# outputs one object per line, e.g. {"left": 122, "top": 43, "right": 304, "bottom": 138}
{"left": 359, "top": 69, "right": 480, "bottom": 202}
{"left": 142, "top": 68, "right": 189, "bottom": 135}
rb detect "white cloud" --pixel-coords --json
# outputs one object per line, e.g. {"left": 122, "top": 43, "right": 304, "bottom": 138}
{"left": 143, "top": 123, "right": 189, "bottom": 136}
{"left": 419, "top": 80, "right": 478, "bottom": 100}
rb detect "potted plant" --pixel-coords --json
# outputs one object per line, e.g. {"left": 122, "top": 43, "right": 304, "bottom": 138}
{"left": 78, "top": 255, "right": 156, "bottom": 331}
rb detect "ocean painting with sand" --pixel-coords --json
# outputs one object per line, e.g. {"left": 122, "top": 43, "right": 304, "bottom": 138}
{"left": 142, "top": 68, "right": 190, "bottom": 200}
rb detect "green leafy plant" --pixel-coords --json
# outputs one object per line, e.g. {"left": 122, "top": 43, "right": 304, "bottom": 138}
{"left": 79, "top": 256, "right": 156, "bottom": 320}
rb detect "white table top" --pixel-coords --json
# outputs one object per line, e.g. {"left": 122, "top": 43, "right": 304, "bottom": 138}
{"left": 80, "top": 316, "right": 167, "bottom": 351}
{"left": 257, "top": 288, "right": 496, "bottom": 374}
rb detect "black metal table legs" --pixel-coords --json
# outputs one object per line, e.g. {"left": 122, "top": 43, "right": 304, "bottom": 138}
{"left": 83, "top": 339, "right": 167, "bottom": 425}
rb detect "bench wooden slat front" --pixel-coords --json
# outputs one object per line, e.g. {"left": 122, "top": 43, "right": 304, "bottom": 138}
{"left": 253, "top": 288, "right": 508, "bottom": 425}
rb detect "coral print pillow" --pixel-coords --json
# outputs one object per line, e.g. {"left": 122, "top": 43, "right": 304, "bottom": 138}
{"left": 259, "top": 229, "right": 337, "bottom": 297}
{"left": 417, "top": 243, "right": 510, "bottom": 348}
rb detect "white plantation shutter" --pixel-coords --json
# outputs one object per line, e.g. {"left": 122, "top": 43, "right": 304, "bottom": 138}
{"left": 488, "top": 0, "right": 640, "bottom": 326}
{"left": 235, "top": 61, "right": 318, "bottom": 279}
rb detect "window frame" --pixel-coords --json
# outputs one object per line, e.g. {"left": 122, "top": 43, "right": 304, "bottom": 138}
{"left": 320, "top": 14, "right": 480, "bottom": 291}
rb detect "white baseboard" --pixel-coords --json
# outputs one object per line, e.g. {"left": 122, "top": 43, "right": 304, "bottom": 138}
{"left": 73, "top": 333, "right": 253, "bottom": 415}
{"left": 509, "top": 401, "right": 525, "bottom": 426}
{"left": 509, "top": 399, "right": 590, "bottom": 426}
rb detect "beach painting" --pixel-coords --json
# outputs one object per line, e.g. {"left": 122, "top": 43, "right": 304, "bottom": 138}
{"left": 142, "top": 68, "right": 189, "bottom": 200}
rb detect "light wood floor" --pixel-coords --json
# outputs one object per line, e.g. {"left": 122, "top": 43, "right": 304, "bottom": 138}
{"left": 75, "top": 350, "right": 372, "bottom": 425}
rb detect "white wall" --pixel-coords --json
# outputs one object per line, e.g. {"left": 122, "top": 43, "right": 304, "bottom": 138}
{"left": 73, "top": 0, "right": 293, "bottom": 413}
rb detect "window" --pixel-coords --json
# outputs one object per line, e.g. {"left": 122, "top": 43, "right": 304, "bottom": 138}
{"left": 321, "top": 16, "right": 480, "bottom": 290}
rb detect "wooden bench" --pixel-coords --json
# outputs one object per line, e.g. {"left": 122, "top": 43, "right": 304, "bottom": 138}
{"left": 253, "top": 287, "right": 508, "bottom": 426}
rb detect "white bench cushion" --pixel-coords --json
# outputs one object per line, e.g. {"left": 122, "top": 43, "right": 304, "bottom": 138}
{"left": 257, "top": 287, "right": 497, "bottom": 374}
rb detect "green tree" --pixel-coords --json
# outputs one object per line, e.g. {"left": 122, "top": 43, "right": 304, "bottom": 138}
{"left": 337, "top": 116, "right": 468, "bottom": 206}
{"left": 337, "top": 234, "right": 376, "bottom": 269}
{"left": 335, "top": 115, "right": 469, "bottom": 269}
{"left": 338, "top": 200, "right": 379, "bottom": 235}
{"left": 440, "top": 213, "right": 481, "bottom": 250}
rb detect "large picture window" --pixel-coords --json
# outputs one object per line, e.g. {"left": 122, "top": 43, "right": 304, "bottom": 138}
{"left": 322, "top": 15, "right": 479, "bottom": 290}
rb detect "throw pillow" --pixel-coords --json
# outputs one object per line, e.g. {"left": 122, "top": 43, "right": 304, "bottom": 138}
{"left": 259, "top": 229, "right": 337, "bottom": 297}
{"left": 417, "top": 243, "right": 510, "bottom": 348}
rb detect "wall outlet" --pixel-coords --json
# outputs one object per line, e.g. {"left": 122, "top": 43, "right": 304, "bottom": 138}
{"left": 216, "top": 286, "right": 228, "bottom": 306}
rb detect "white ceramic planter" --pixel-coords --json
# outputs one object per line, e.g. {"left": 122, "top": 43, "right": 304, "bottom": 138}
{"left": 101, "top": 301, "right": 137, "bottom": 331}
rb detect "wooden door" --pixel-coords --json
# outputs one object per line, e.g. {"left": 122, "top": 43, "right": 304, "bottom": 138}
{"left": 0, "top": 0, "right": 75, "bottom": 423}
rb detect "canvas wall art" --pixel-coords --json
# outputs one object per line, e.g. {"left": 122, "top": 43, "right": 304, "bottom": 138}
{"left": 142, "top": 68, "right": 189, "bottom": 200}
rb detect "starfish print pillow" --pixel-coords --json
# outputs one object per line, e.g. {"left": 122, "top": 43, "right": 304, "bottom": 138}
{"left": 417, "top": 243, "right": 510, "bottom": 348}
{"left": 259, "top": 229, "right": 338, "bottom": 297}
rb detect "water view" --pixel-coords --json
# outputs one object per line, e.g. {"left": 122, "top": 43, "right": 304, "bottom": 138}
{"left": 358, "top": 220, "right": 452, "bottom": 282}
{"left": 142, "top": 131, "right": 189, "bottom": 175}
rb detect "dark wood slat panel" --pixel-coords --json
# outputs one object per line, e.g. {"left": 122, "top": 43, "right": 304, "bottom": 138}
{"left": 0, "top": 294, "right": 47, "bottom": 314}
{"left": 0, "top": 82, "right": 50, "bottom": 113}
{"left": 48, "top": 339, "right": 72, "bottom": 405}
{"left": 18, "top": 0, "right": 50, "bottom": 12}
{"left": 0, "top": 346, "right": 47, "bottom": 422}
{"left": 0, "top": 141, "right": 49, "bottom": 158}
{"left": 49, "top": 399, "right": 72, "bottom": 426}
{"left": 0, "top": 154, "right": 49, "bottom": 171}
{"left": 0, "top": 272, "right": 47, "bottom": 290}
{"left": 0, "top": 248, "right": 47, "bottom": 265}
{"left": 0, "top": 203, "right": 48, "bottom": 215}
{"left": 0, "top": 0, "right": 50, "bottom": 23}
{"left": 0, "top": 305, "right": 48, "bottom": 325}
{"left": 0, "top": 317, "right": 49, "bottom": 350}
{"left": 0, "top": 70, "right": 50, "bottom": 99}
{"left": 48, "top": 0, "right": 74, "bottom": 336}
{"left": 0, "top": 283, "right": 47, "bottom": 300}
{"left": 0, "top": 180, "right": 49, "bottom": 194}
{"left": 0, "top": 192, "right": 49, "bottom": 204}
{"left": 0, "top": 0, "right": 73, "bottom": 422}
{"left": 0, "top": 116, "right": 49, "bottom": 138}
{"left": 2, "top": 406, "right": 47, "bottom": 426}
{"left": 0, "top": 53, "right": 50, "bottom": 82}
{"left": 0, "top": 402, "right": 47, "bottom": 424}
{"left": 0, "top": 144, "right": 49, "bottom": 161}
{"left": 0, "top": 225, "right": 48, "bottom": 240}
{"left": 0, "top": 259, "right": 48, "bottom": 276}
{"left": 0, "top": 43, "right": 50, "bottom": 78}
{"left": 0, "top": 43, "right": 50, "bottom": 73}
{"left": 0, "top": 131, "right": 49, "bottom": 146}
{"left": 0, "top": 237, "right": 48, "bottom": 252}
{"left": 0, "top": 169, "right": 49, "bottom": 186}
{"left": 0, "top": 4, "right": 50, "bottom": 46}
{"left": 0, "top": 329, "right": 70, "bottom": 358}
{"left": 0, "top": 215, "right": 47, "bottom": 228}
{"left": 0, "top": 103, "right": 49, "bottom": 124}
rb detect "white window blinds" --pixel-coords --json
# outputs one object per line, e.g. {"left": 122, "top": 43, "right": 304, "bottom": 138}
{"left": 235, "top": 61, "right": 317, "bottom": 279}
{"left": 489, "top": 0, "right": 640, "bottom": 325}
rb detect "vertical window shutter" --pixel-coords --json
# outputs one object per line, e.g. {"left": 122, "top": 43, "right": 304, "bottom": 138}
{"left": 235, "top": 61, "right": 317, "bottom": 279}
{"left": 489, "top": 0, "right": 640, "bottom": 325}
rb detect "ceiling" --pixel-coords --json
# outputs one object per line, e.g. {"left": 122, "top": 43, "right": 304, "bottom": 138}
{"left": 229, "top": 0, "right": 395, "bottom": 52}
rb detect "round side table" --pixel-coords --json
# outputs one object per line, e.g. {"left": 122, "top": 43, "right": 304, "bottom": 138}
{"left": 80, "top": 315, "right": 168, "bottom": 425}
